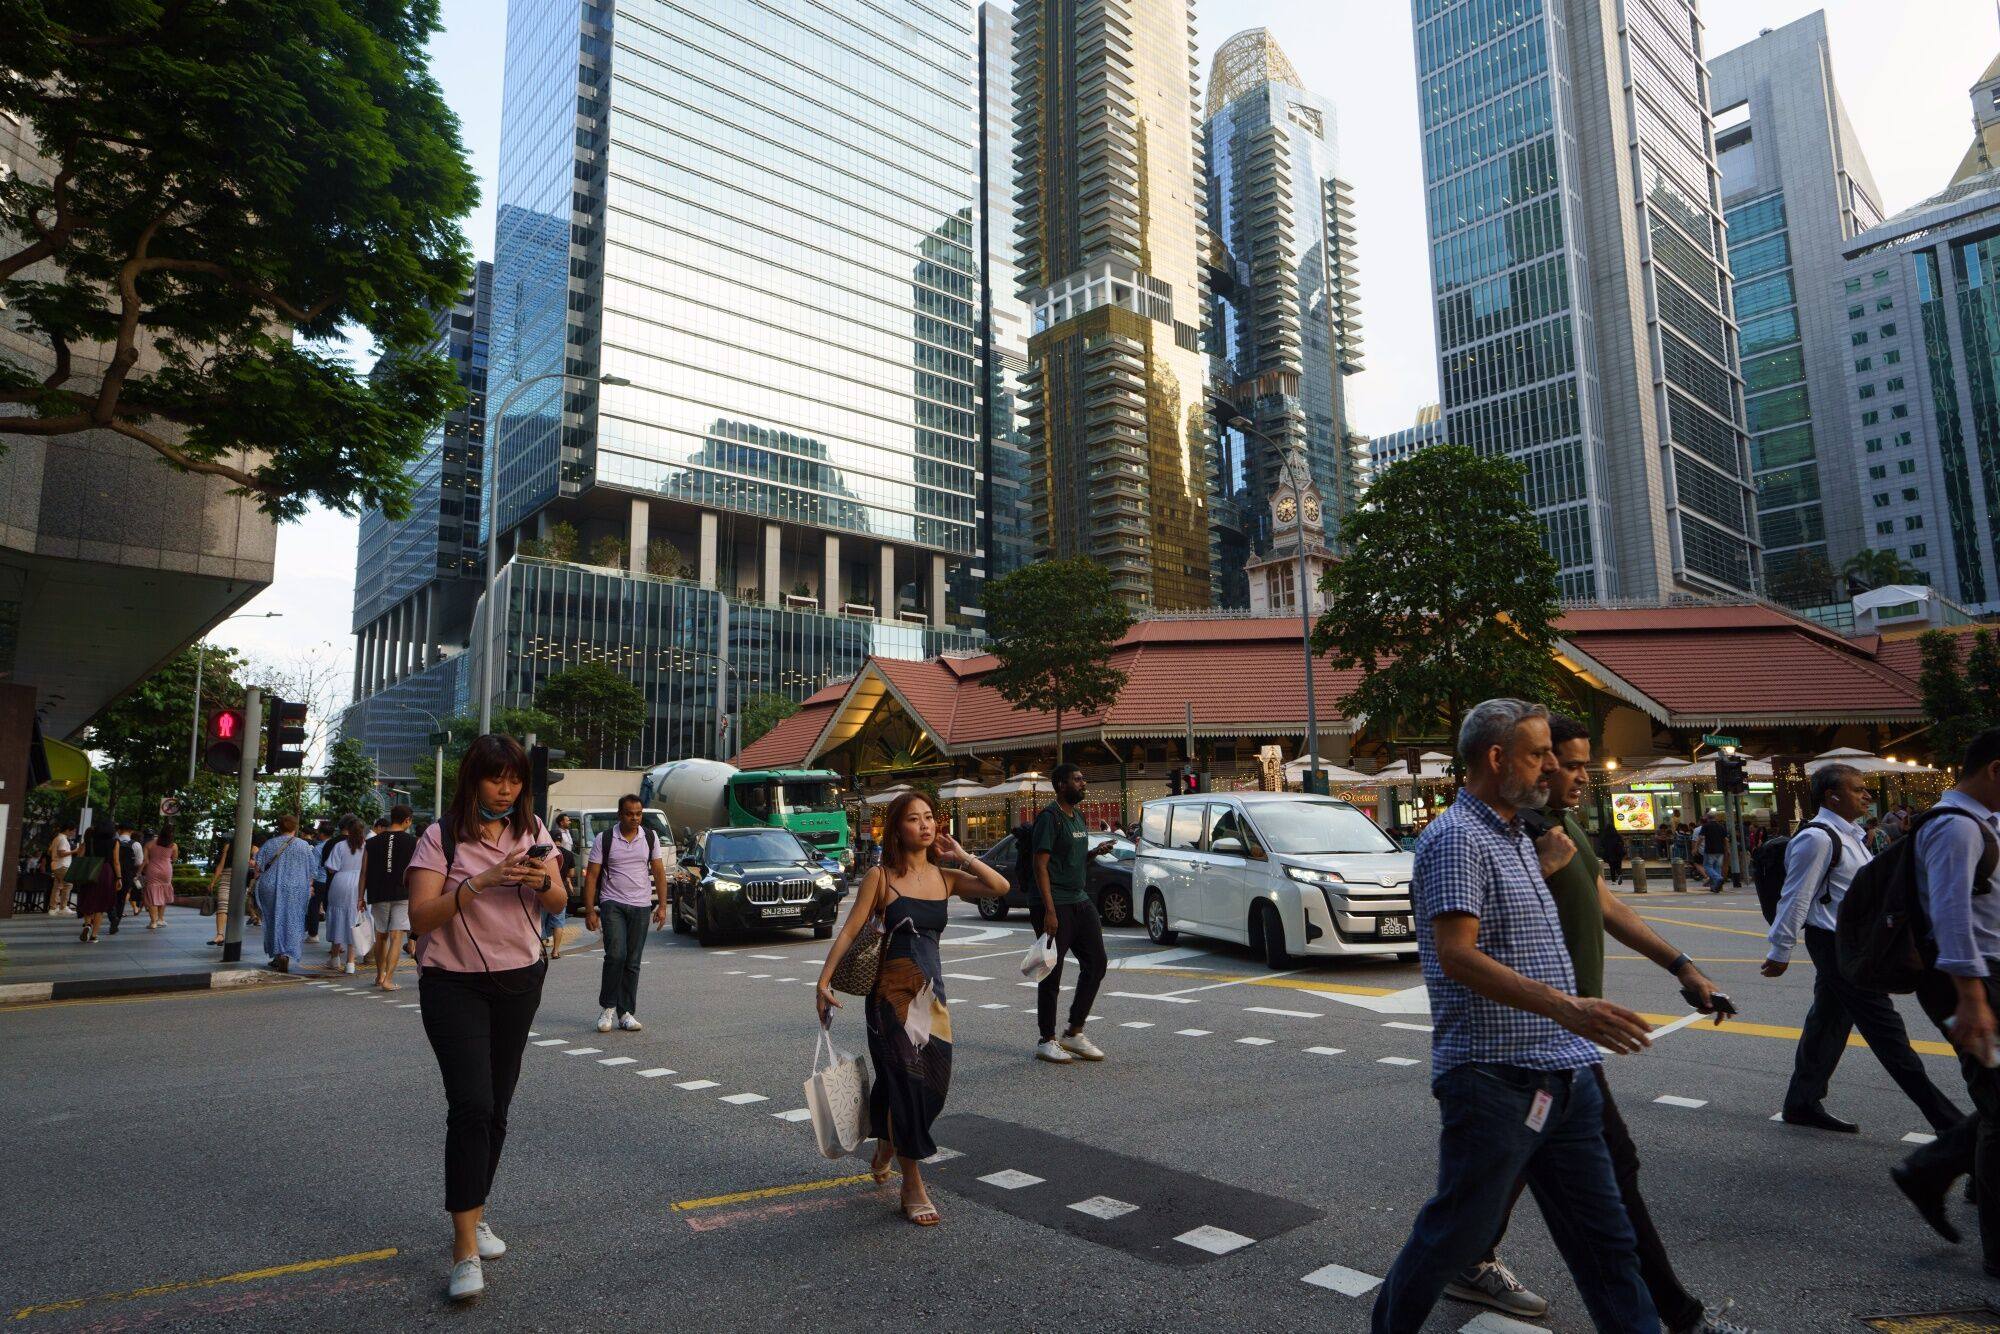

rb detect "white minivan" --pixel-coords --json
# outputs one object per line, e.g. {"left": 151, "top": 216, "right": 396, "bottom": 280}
{"left": 1134, "top": 792, "right": 1417, "bottom": 969}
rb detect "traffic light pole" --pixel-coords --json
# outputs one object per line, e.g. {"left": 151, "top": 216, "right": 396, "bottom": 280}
{"left": 222, "top": 687, "right": 261, "bottom": 964}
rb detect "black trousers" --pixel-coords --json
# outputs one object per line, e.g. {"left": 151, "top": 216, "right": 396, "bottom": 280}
{"left": 1485, "top": 1064, "right": 1704, "bottom": 1329}
{"left": 420, "top": 963, "right": 544, "bottom": 1214}
{"left": 1038, "top": 900, "right": 1107, "bottom": 1041}
{"left": 1785, "top": 926, "right": 1965, "bottom": 1132}
{"left": 306, "top": 883, "right": 326, "bottom": 937}
{"left": 1905, "top": 971, "right": 2000, "bottom": 1267}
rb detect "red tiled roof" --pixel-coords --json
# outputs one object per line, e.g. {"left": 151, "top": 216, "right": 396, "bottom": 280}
{"left": 1872, "top": 623, "right": 1982, "bottom": 682}
{"left": 732, "top": 701, "right": 838, "bottom": 769}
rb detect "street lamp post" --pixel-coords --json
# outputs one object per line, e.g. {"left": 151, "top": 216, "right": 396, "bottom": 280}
{"left": 187, "top": 612, "right": 285, "bottom": 786}
{"left": 1220, "top": 406, "right": 1323, "bottom": 792}
{"left": 396, "top": 703, "right": 448, "bottom": 817}
{"left": 478, "top": 370, "right": 632, "bottom": 733}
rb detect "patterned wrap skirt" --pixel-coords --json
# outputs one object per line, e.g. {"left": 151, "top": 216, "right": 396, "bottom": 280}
{"left": 866, "top": 930, "right": 951, "bottom": 1161}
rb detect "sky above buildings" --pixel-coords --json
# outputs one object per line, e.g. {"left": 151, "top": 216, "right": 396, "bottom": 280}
{"left": 220, "top": 0, "right": 1998, "bottom": 710}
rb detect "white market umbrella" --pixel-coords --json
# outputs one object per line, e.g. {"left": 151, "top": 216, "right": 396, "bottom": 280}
{"left": 1805, "top": 747, "right": 1937, "bottom": 776}
{"left": 862, "top": 785, "right": 912, "bottom": 807}
{"left": 936, "top": 779, "right": 988, "bottom": 800}
{"left": 1630, "top": 755, "right": 1774, "bottom": 782}
{"left": 1283, "top": 756, "right": 1374, "bottom": 785}
{"left": 1364, "top": 751, "right": 1455, "bottom": 786}
{"left": 979, "top": 772, "right": 1055, "bottom": 799}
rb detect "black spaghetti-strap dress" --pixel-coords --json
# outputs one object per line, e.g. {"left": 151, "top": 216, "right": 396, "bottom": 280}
{"left": 866, "top": 889, "right": 951, "bottom": 1161}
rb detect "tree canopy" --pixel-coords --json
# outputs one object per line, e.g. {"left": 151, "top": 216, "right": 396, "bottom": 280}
{"left": 534, "top": 663, "right": 647, "bottom": 767}
{"left": 0, "top": 1, "right": 478, "bottom": 521}
{"left": 320, "top": 734, "right": 380, "bottom": 823}
{"left": 88, "top": 643, "right": 248, "bottom": 825}
{"left": 1919, "top": 629, "right": 1998, "bottom": 766}
{"left": 984, "top": 557, "right": 1135, "bottom": 760}
{"left": 738, "top": 692, "right": 801, "bottom": 749}
{"left": 1312, "top": 444, "right": 1559, "bottom": 744}
{"left": 412, "top": 708, "right": 578, "bottom": 801}
{"left": 1843, "top": 548, "right": 1922, "bottom": 591}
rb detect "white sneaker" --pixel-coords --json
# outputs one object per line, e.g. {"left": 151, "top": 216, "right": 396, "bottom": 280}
{"left": 1035, "top": 1039, "right": 1073, "bottom": 1064}
{"left": 447, "top": 1256, "right": 484, "bottom": 1302}
{"left": 1059, "top": 1030, "right": 1105, "bottom": 1061}
{"left": 618, "top": 1012, "right": 643, "bottom": 1031}
{"left": 596, "top": 1007, "right": 616, "bottom": 1033}
{"left": 474, "top": 1220, "right": 506, "bottom": 1260}
{"left": 344, "top": 959, "right": 355, "bottom": 975}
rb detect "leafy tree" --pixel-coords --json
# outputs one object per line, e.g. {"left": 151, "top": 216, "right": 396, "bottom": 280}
{"left": 412, "top": 708, "right": 577, "bottom": 800}
{"left": 534, "top": 663, "right": 646, "bottom": 766}
{"left": 1312, "top": 445, "right": 1559, "bottom": 746}
{"left": 646, "top": 539, "right": 688, "bottom": 579}
{"left": 739, "top": 692, "right": 801, "bottom": 748}
{"left": 1767, "top": 551, "right": 1838, "bottom": 611}
{"left": 1969, "top": 630, "right": 2000, "bottom": 726}
{"left": 1919, "top": 629, "right": 1982, "bottom": 765}
{"left": 589, "top": 534, "right": 629, "bottom": 569}
{"left": 88, "top": 644, "right": 249, "bottom": 823}
{"left": 0, "top": 3, "right": 478, "bottom": 521}
{"left": 1843, "top": 547, "right": 1923, "bottom": 590}
{"left": 984, "top": 557, "right": 1136, "bottom": 761}
{"left": 321, "top": 733, "right": 381, "bottom": 823}
{"left": 519, "top": 520, "right": 578, "bottom": 562}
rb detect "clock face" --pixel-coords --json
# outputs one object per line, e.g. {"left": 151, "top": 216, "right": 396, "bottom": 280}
{"left": 1275, "top": 494, "right": 1298, "bottom": 524}
{"left": 1302, "top": 494, "right": 1322, "bottom": 525}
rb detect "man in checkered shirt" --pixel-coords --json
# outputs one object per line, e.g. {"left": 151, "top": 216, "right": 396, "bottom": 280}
{"left": 1373, "top": 699, "right": 1658, "bottom": 1334}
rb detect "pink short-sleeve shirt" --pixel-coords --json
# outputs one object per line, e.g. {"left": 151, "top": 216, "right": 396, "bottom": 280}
{"left": 409, "top": 817, "right": 557, "bottom": 973}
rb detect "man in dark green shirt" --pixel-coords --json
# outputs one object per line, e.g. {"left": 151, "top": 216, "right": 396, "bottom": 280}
{"left": 1449, "top": 714, "right": 1746, "bottom": 1334}
{"left": 1030, "top": 763, "right": 1113, "bottom": 1064}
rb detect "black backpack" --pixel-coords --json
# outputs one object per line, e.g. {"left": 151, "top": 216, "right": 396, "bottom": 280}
{"left": 597, "top": 825, "right": 657, "bottom": 868}
{"left": 1012, "top": 819, "right": 1037, "bottom": 891}
{"left": 1751, "top": 821, "right": 1840, "bottom": 926}
{"left": 1836, "top": 807, "right": 1996, "bottom": 993}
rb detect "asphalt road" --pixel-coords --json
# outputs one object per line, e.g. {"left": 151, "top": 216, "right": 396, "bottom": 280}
{"left": 2, "top": 884, "right": 1995, "bottom": 1332}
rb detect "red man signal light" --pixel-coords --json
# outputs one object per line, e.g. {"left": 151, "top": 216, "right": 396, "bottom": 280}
{"left": 204, "top": 708, "right": 246, "bottom": 774}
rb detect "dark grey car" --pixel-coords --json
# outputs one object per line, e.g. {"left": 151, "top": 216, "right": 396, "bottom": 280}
{"left": 973, "top": 834, "right": 1137, "bottom": 927}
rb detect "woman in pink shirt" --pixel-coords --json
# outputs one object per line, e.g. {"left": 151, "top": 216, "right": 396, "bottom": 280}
{"left": 405, "top": 734, "right": 564, "bottom": 1304}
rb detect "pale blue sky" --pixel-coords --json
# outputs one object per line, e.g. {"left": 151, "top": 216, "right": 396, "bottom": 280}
{"left": 222, "top": 0, "right": 2000, "bottom": 700}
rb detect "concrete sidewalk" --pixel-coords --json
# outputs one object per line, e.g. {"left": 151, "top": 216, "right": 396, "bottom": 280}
{"left": 0, "top": 904, "right": 291, "bottom": 1003}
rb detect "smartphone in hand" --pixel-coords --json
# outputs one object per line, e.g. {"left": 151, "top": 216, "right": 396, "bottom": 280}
{"left": 1683, "top": 985, "right": 1738, "bottom": 1016}
{"left": 525, "top": 843, "right": 554, "bottom": 860}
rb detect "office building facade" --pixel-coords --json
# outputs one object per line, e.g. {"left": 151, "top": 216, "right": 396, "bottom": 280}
{"left": 347, "top": 0, "right": 981, "bottom": 778}
{"left": 1412, "top": 0, "right": 1758, "bottom": 601}
{"left": 1013, "top": 0, "right": 1214, "bottom": 610}
{"left": 1710, "top": 14, "right": 1884, "bottom": 609}
{"left": 977, "top": 4, "right": 1034, "bottom": 589}
{"left": 1832, "top": 66, "right": 2000, "bottom": 614}
{"left": 1367, "top": 404, "right": 1446, "bottom": 480}
{"left": 1206, "top": 28, "right": 1366, "bottom": 577}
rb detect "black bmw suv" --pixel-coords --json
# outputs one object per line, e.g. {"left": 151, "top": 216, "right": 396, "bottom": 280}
{"left": 672, "top": 827, "right": 845, "bottom": 946}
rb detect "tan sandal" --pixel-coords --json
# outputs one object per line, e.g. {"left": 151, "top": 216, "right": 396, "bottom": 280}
{"left": 902, "top": 1200, "right": 940, "bottom": 1227}
{"left": 870, "top": 1145, "right": 898, "bottom": 1183}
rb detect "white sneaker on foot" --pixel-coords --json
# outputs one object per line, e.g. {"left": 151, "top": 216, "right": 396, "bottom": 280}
{"left": 1035, "top": 1039, "right": 1073, "bottom": 1063}
{"left": 475, "top": 1220, "right": 506, "bottom": 1260}
{"left": 447, "top": 1256, "right": 484, "bottom": 1302}
{"left": 619, "top": 1012, "right": 643, "bottom": 1031}
{"left": 1444, "top": 1257, "right": 1548, "bottom": 1317}
{"left": 596, "top": 1007, "right": 616, "bottom": 1033}
{"left": 1059, "top": 1030, "right": 1105, "bottom": 1061}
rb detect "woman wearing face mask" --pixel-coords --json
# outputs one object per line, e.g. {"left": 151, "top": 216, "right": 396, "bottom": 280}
{"left": 405, "top": 735, "right": 564, "bottom": 1303}
{"left": 814, "top": 790, "right": 1009, "bottom": 1226}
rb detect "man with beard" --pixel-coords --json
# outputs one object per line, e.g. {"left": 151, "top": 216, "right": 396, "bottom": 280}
{"left": 1373, "top": 699, "right": 1657, "bottom": 1334}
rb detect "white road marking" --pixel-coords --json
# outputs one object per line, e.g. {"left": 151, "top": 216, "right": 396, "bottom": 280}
{"left": 1904, "top": 1131, "right": 1938, "bottom": 1145}
{"left": 531, "top": 1039, "right": 567, "bottom": 1047}
{"left": 1018, "top": 980, "right": 1073, "bottom": 990}
{"left": 1236, "top": 1037, "right": 1276, "bottom": 1047}
{"left": 1305, "top": 1046, "right": 1346, "bottom": 1056}
{"left": 749, "top": 973, "right": 771, "bottom": 979}
{"left": 598, "top": 1056, "right": 637, "bottom": 1067}
{"left": 947, "top": 998, "right": 967, "bottom": 1004}
{"left": 1246, "top": 1006, "right": 1323, "bottom": 1019}
{"left": 1462, "top": 1312, "right": 1547, "bottom": 1334}
{"left": 944, "top": 972, "right": 993, "bottom": 982}
{"left": 775, "top": 977, "right": 797, "bottom": 982}
{"left": 935, "top": 946, "right": 1031, "bottom": 964}
{"left": 1120, "top": 1021, "right": 1154, "bottom": 1029}
{"left": 1175, "top": 1225, "right": 1255, "bottom": 1255}
{"left": 1105, "top": 990, "right": 1199, "bottom": 1004}
{"left": 526, "top": 1031, "right": 539, "bottom": 1037}
{"left": 399, "top": 1003, "right": 420, "bottom": 1009}
{"left": 1382, "top": 1021, "right": 1433, "bottom": 1032}
{"left": 1302, "top": 1263, "right": 1381, "bottom": 1296}
{"left": 724, "top": 970, "right": 745, "bottom": 975}
{"left": 637, "top": 1068, "right": 676, "bottom": 1078}
{"left": 674, "top": 1079, "right": 721, "bottom": 1091}
{"left": 1068, "top": 1195, "right": 1139, "bottom": 1220}
{"left": 720, "top": 1092, "right": 769, "bottom": 1105}
{"left": 1158, "top": 970, "right": 1302, "bottom": 998}
{"left": 923, "top": 1147, "right": 963, "bottom": 1164}
{"left": 979, "top": 1003, "right": 1010, "bottom": 1010}
{"left": 1176, "top": 1028, "right": 1213, "bottom": 1036}
{"left": 1377, "top": 1056, "right": 1420, "bottom": 1067}
{"left": 1311, "top": 984, "right": 1432, "bottom": 1016}
{"left": 1108, "top": 946, "right": 1216, "bottom": 971}
{"left": 1769, "top": 1113, "right": 1786, "bottom": 1122}
{"left": 773, "top": 1108, "right": 812, "bottom": 1122}
{"left": 1653, "top": 1095, "right": 1708, "bottom": 1109}
{"left": 748, "top": 954, "right": 788, "bottom": 960}
{"left": 564, "top": 1047, "right": 603, "bottom": 1056}
{"left": 979, "top": 1169, "right": 1044, "bottom": 1190}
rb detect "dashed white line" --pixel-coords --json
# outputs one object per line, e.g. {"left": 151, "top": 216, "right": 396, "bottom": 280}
{"left": 563, "top": 1046, "right": 603, "bottom": 1056}
{"left": 924, "top": 1147, "right": 964, "bottom": 1164}
{"left": 1120, "top": 1021, "right": 1154, "bottom": 1029}
{"left": 979, "top": 1169, "right": 1044, "bottom": 1190}
{"left": 1176, "top": 1028, "right": 1213, "bottom": 1037}
{"left": 724, "top": 970, "right": 745, "bottom": 975}
{"left": 1377, "top": 1056, "right": 1420, "bottom": 1067}
{"left": 979, "top": 1003, "right": 1010, "bottom": 1010}
{"left": 748, "top": 954, "right": 788, "bottom": 961}
{"left": 1904, "top": 1131, "right": 1938, "bottom": 1145}
{"left": 598, "top": 1056, "right": 637, "bottom": 1067}
{"left": 773, "top": 1107, "right": 812, "bottom": 1122}
{"left": 1236, "top": 1037, "right": 1276, "bottom": 1047}
{"left": 531, "top": 1039, "right": 567, "bottom": 1047}
{"left": 720, "top": 1092, "right": 769, "bottom": 1105}
{"left": 398, "top": 1003, "right": 420, "bottom": 1009}
{"left": 1301, "top": 1263, "right": 1381, "bottom": 1296}
{"left": 1068, "top": 1195, "right": 1139, "bottom": 1220}
{"left": 1305, "top": 1046, "right": 1346, "bottom": 1056}
{"left": 1175, "top": 1225, "right": 1255, "bottom": 1255}
{"left": 675, "top": 1079, "right": 720, "bottom": 1091}
{"left": 749, "top": 973, "right": 771, "bottom": 979}
{"left": 636, "top": 1068, "right": 676, "bottom": 1078}
{"left": 944, "top": 972, "right": 993, "bottom": 982}
{"left": 1653, "top": 1095, "right": 1707, "bottom": 1110}
{"left": 1462, "top": 1312, "right": 1547, "bottom": 1334}
{"left": 1105, "top": 990, "right": 1198, "bottom": 1004}
{"left": 1245, "top": 1006, "right": 1323, "bottom": 1019}
{"left": 1382, "top": 1021, "right": 1434, "bottom": 1032}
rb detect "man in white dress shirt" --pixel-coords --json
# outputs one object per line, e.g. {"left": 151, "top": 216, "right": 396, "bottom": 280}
{"left": 1764, "top": 763, "right": 1964, "bottom": 1134}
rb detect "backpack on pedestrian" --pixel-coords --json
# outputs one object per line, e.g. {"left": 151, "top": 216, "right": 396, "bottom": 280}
{"left": 597, "top": 825, "right": 658, "bottom": 868}
{"left": 1836, "top": 807, "right": 1997, "bottom": 993}
{"left": 1012, "top": 820, "right": 1036, "bottom": 894}
{"left": 1751, "top": 821, "right": 1841, "bottom": 925}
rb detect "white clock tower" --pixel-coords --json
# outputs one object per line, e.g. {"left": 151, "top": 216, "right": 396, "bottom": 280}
{"left": 1246, "top": 453, "right": 1337, "bottom": 616}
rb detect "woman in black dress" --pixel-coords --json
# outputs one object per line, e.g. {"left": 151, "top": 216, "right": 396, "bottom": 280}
{"left": 815, "top": 790, "right": 1008, "bottom": 1226}
{"left": 74, "top": 826, "right": 119, "bottom": 943}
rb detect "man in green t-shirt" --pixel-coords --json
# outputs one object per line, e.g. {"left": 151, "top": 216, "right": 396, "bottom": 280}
{"left": 1030, "top": 763, "right": 1114, "bottom": 1065}
{"left": 1447, "top": 714, "right": 1748, "bottom": 1334}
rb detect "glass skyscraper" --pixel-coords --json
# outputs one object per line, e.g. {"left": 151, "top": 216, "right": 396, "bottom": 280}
{"left": 1412, "top": 0, "right": 1758, "bottom": 601}
{"left": 1013, "top": 0, "right": 1214, "bottom": 611}
{"left": 977, "top": 3, "right": 1034, "bottom": 590}
{"left": 1711, "top": 14, "right": 1884, "bottom": 610}
{"left": 1206, "top": 28, "right": 1365, "bottom": 599}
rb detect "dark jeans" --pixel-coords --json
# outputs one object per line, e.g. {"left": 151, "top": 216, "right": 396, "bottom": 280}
{"left": 306, "top": 882, "right": 326, "bottom": 937}
{"left": 419, "top": 963, "right": 543, "bottom": 1214}
{"left": 1484, "top": 1065, "right": 1703, "bottom": 1329}
{"left": 1785, "top": 925, "right": 1965, "bottom": 1132}
{"left": 1038, "top": 900, "right": 1106, "bottom": 1042}
{"left": 1372, "top": 1062, "right": 1656, "bottom": 1334}
{"left": 597, "top": 901, "right": 652, "bottom": 1015}
{"left": 1904, "top": 971, "right": 2000, "bottom": 1267}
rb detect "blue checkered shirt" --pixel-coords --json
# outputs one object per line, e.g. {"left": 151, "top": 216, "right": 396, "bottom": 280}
{"left": 1413, "top": 792, "right": 1601, "bottom": 1079}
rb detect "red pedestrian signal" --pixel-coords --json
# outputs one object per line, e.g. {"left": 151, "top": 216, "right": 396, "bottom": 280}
{"left": 204, "top": 708, "right": 246, "bottom": 774}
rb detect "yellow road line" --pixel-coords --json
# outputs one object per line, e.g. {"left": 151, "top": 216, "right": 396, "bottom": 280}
{"left": 12, "top": 1247, "right": 397, "bottom": 1320}
{"left": 1634, "top": 913, "right": 1775, "bottom": 941}
{"left": 1634, "top": 1011, "right": 1955, "bottom": 1057}
{"left": 0, "top": 985, "right": 283, "bottom": 1014}
{"left": 670, "top": 1172, "right": 878, "bottom": 1213}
